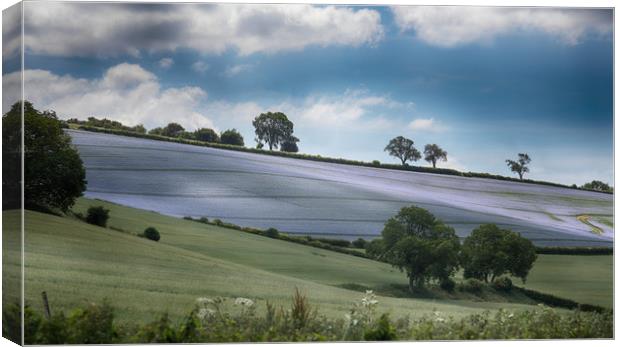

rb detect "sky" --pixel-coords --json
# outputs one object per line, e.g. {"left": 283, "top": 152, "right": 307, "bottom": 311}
{"left": 2, "top": 2, "right": 614, "bottom": 185}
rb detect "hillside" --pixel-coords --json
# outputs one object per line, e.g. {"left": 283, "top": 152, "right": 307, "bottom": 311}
{"left": 69, "top": 129, "right": 613, "bottom": 247}
{"left": 3, "top": 199, "right": 611, "bottom": 324}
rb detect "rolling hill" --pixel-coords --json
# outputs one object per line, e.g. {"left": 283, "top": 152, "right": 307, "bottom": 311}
{"left": 69, "top": 130, "right": 613, "bottom": 247}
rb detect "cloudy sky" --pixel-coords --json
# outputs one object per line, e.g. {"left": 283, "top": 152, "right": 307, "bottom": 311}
{"left": 2, "top": 2, "right": 613, "bottom": 185}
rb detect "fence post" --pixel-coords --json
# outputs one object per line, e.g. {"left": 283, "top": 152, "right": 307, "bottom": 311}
{"left": 41, "top": 291, "right": 51, "bottom": 319}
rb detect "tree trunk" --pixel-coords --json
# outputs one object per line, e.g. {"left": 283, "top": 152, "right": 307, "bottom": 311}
{"left": 408, "top": 276, "right": 415, "bottom": 293}
{"left": 401, "top": 158, "right": 407, "bottom": 166}
{"left": 518, "top": 172, "right": 523, "bottom": 180}
{"left": 269, "top": 143, "right": 273, "bottom": 150}
{"left": 432, "top": 160, "right": 436, "bottom": 168}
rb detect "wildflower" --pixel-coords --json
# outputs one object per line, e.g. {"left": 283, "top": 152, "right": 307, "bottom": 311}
{"left": 197, "top": 308, "right": 215, "bottom": 319}
{"left": 234, "top": 297, "right": 254, "bottom": 307}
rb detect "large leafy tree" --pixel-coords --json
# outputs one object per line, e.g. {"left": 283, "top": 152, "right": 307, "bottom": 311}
{"left": 381, "top": 206, "right": 460, "bottom": 291}
{"left": 220, "top": 128, "right": 244, "bottom": 146}
{"left": 423, "top": 144, "right": 448, "bottom": 168}
{"left": 252, "top": 112, "right": 295, "bottom": 150}
{"left": 193, "top": 128, "right": 220, "bottom": 143}
{"left": 384, "top": 136, "right": 421, "bottom": 166}
{"left": 505, "top": 153, "right": 531, "bottom": 180}
{"left": 161, "top": 122, "right": 185, "bottom": 137}
{"left": 2, "top": 101, "right": 86, "bottom": 212}
{"left": 460, "top": 224, "right": 537, "bottom": 283}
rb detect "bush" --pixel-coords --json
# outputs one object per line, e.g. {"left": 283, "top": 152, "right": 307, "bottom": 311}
{"left": 440, "top": 278, "right": 456, "bottom": 292}
{"left": 459, "top": 279, "right": 483, "bottom": 294}
{"left": 262, "top": 228, "right": 280, "bottom": 238}
{"left": 314, "top": 238, "right": 351, "bottom": 248}
{"left": 364, "top": 314, "right": 396, "bottom": 341}
{"left": 371, "top": 160, "right": 381, "bottom": 166}
{"left": 492, "top": 277, "right": 513, "bottom": 292}
{"left": 143, "top": 227, "right": 161, "bottom": 242}
{"left": 352, "top": 238, "right": 367, "bottom": 249}
{"left": 212, "top": 219, "right": 223, "bottom": 226}
{"left": 86, "top": 206, "right": 110, "bottom": 227}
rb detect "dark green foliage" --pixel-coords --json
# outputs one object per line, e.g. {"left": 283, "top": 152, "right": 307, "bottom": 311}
{"left": 492, "top": 277, "right": 513, "bottom": 292}
{"left": 458, "top": 278, "right": 484, "bottom": 294}
{"left": 86, "top": 206, "right": 110, "bottom": 227}
{"left": 252, "top": 112, "right": 295, "bottom": 150}
{"left": 75, "top": 126, "right": 608, "bottom": 194}
{"left": 364, "top": 314, "right": 397, "bottom": 341}
{"left": 580, "top": 180, "right": 613, "bottom": 193}
{"left": 143, "top": 227, "right": 161, "bottom": 241}
{"left": 280, "top": 136, "right": 299, "bottom": 153}
{"left": 423, "top": 144, "right": 448, "bottom": 168}
{"left": 3, "top": 101, "right": 87, "bottom": 211}
{"left": 194, "top": 128, "right": 220, "bottom": 143}
{"left": 505, "top": 153, "right": 531, "bottom": 180}
{"left": 220, "top": 128, "right": 244, "bottom": 146}
{"left": 262, "top": 228, "right": 280, "bottom": 238}
{"left": 384, "top": 136, "right": 421, "bottom": 165}
{"left": 2, "top": 302, "right": 22, "bottom": 344}
{"left": 535, "top": 247, "right": 613, "bottom": 255}
{"left": 352, "top": 238, "right": 367, "bottom": 249}
{"left": 365, "top": 239, "right": 385, "bottom": 260}
{"left": 381, "top": 206, "right": 460, "bottom": 291}
{"left": 461, "top": 224, "right": 537, "bottom": 283}
{"left": 371, "top": 160, "right": 381, "bottom": 166}
{"left": 67, "top": 116, "right": 145, "bottom": 133}
{"left": 440, "top": 278, "right": 456, "bottom": 292}
{"left": 152, "top": 122, "right": 185, "bottom": 137}
{"left": 312, "top": 237, "right": 351, "bottom": 248}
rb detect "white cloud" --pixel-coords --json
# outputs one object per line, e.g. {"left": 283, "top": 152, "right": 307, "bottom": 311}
{"left": 192, "top": 61, "right": 210, "bottom": 73}
{"left": 224, "top": 64, "right": 253, "bottom": 77}
{"left": 391, "top": 6, "right": 612, "bottom": 47}
{"left": 14, "top": 3, "right": 384, "bottom": 58}
{"left": 276, "top": 90, "right": 410, "bottom": 130}
{"left": 408, "top": 117, "right": 441, "bottom": 132}
{"left": 158, "top": 57, "right": 174, "bottom": 69}
{"left": 2, "top": 63, "right": 215, "bottom": 131}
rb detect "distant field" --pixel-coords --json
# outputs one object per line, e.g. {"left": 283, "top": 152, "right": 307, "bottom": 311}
{"left": 69, "top": 130, "right": 613, "bottom": 246}
{"left": 4, "top": 198, "right": 611, "bottom": 324}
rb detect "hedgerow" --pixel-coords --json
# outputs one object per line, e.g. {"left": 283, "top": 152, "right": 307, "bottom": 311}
{"left": 4, "top": 290, "right": 612, "bottom": 343}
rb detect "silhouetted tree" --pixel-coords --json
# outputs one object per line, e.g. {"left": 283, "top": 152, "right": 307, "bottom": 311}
{"left": 423, "top": 144, "right": 447, "bottom": 168}
{"left": 384, "top": 136, "right": 421, "bottom": 166}
{"left": 252, "top": 112, "right": 295, "bottom": 150}
{"left": 220, "top": 128, "right": 244, "bottom": 146}
{"left": 506, "top": 153, "right": 531, "bottom": 180}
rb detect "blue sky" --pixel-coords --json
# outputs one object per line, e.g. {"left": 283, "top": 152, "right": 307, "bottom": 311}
{"left": 2, "top": 3, "right": 613, "bottom": 185}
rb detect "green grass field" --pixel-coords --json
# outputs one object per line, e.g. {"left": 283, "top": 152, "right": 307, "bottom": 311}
{"left": 3, "top": 197, "right": 613, "bottom": 325}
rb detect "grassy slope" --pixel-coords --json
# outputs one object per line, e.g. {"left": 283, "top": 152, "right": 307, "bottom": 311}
{"left": 521, "top": 254, "right": 613, "bottom": 307}
{"left": 5, "top": 208, "right": 529, "bottom": 325}
{"left": 6, "top": 197, "right": 612, "bottom": 324}
{"left": 72, "top": 198, "right": 614, "bottom": 307}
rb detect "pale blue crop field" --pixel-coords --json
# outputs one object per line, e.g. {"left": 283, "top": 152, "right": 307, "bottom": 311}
{"left": 69, "top": 130, "right": 613, "bottom": 246}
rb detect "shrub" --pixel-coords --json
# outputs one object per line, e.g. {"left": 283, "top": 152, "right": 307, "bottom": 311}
{"left": 86, "top": 206, "right": 110, "bottom": 227}
{"left": 199, "top": 217, "right": 209, "bottom": 224}
{"left": 352, "top": 238, "right": 367, "bottom": 249}
{"left": 364, "top": 313, "right": 396, "bottom": 341}
{"left": 314, "top": 238, "right": 351, "bottom": 248}
{"left": 143, "top": 227, "right": 161, "bottom": 242}
{"left": 492, "top": 277, "right": 513, "bottom": 292}
{"left": 459, "top": 279, "right": 483, "bottom": 294}
{"left": 212, "top": 219, "right": 223, "bottom": 226}
{"left": 262, "top": 228, "right": 280, "bottom": 238}
{"left": 440, "top": 278, "right": 456, "bottom": 292}
{"left": 372, "top": 160, "right": 381, "bottom": 166}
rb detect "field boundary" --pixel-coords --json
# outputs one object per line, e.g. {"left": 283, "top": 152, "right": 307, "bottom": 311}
{"left": 70, "top": 126, "right": 612, "bottom": 194}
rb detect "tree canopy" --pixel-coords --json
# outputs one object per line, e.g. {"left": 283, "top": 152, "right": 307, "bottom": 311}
{"left": 581, "top": 180, "right": 613, "bottom": 193}
{"left": 505, "top": 153, "right": 531, "bottom": 180}
{"left": 280, "top": 135, "right": 299, "bottom": 153}
{"left": 252, "top": 112, "right": 295, "bottom": 150}
{"left": 3, "top": 101, "right": 86, "bottom": 212}
{"left": 194, "top": 128, "right": 220, "bottom": 143}
{"left": 384, "top": 136, "right": 421, "bottom": 166}
{"left": 460, "top": 224, "right": 537, "bottom": 283}
{"left": 220, "top": 128, "right": 245, "bottom": 146}
{"left": 380, "top": 206, "right": 460, "bottom": 291}
{"left": 423, "top": 144, "right": 447, "bottom": 168}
